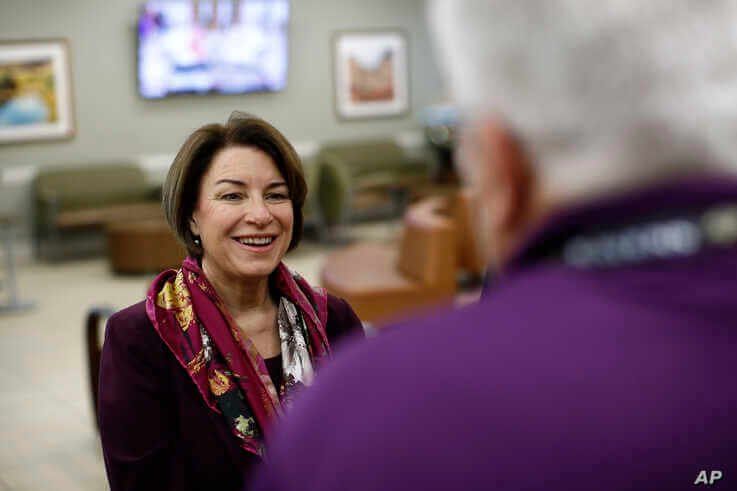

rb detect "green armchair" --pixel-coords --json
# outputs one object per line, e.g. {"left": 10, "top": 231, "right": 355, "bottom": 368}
{"left": 33, "top": 162, "right": 161, "bottom": 259}
{"left": 300, "top": 155, "right": 327, "bottom": 240}
{"left": 315, "top": 139, "right": 434, "bottom": 227}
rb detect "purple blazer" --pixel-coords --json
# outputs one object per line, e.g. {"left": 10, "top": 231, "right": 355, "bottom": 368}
{"left": 98, "top": 294, "right": 363, "bottom": 491}
{"left": 252, "top": 176, "right": 737, "bottom": 491}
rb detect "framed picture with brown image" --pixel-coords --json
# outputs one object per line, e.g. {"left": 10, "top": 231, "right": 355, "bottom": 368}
{"left": 332, "top": 30, "right": 409, "bottom": 120}
{"left": 0, "top": 39, "right": 75, "bottom": 144}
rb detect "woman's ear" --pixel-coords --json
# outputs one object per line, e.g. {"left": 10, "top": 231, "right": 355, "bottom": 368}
{"left": 189, "top": 214, "right": 200, "bottom": 237}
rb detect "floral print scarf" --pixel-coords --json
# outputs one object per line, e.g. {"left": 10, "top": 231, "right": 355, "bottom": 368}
{"left": 145, "top": 256, "right": 330, "bottom": 456}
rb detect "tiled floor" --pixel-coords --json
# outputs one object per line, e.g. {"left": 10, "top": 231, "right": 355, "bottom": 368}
{"left": 0, "top": 259, "right": 137, "bottom": 490}
{"left": 0, "top": 220, "right": 480, "bottom": 490}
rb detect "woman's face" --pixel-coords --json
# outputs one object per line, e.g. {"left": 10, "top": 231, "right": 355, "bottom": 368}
{"left": 190, "top": 145, "right": 294, "bottom": 284}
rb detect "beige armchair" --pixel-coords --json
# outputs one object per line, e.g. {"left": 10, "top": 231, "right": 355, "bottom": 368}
{"left": 320, "top": 197, "right": 457, "bottom": 325}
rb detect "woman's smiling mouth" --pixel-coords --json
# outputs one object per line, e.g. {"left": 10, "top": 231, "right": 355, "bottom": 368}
{"left": 232, "top": 235, "right": 277, "bottom": 251}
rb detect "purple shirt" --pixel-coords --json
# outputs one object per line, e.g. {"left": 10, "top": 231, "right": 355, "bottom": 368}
{"left": 98, "top": 294, "right": 363, "bottom": 491}
{"left": 252, "top": 176, "right": 737, "bottom": 491}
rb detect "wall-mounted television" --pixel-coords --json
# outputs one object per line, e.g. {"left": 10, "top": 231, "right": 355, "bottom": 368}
{"left": 137, "top": 0, "right": 289, "bottom": 99}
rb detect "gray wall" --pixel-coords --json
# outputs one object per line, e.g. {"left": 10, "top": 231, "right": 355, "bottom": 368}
{"left": 0, "top": 0, "right": 443, "bottom": 169}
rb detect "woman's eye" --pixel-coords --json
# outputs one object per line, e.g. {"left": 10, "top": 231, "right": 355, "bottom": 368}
{"left": 221, "top": 193, "right": 242, "bottom": 201}
{"left": 266, "top": 193, "right": 289, "bottom": 201}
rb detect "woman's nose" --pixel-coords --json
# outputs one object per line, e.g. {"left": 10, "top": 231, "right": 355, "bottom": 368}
{"left": 245, "top": 199, "right": 273, "bottom": 226}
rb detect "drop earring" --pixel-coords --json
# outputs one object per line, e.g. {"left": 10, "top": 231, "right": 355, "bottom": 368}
{"left": 194, "top": 236, "right": 201, "bottom": 246}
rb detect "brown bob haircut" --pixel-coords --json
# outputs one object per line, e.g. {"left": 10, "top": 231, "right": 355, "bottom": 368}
{"left": 162, "top": 111, "right": 307, "bottom": 258}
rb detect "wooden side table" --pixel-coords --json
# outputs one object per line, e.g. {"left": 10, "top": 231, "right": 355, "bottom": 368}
{"left": 106, "top": 219, "right": 186, "bottom": 274}
{"left": 0, "top": 214, "right": 35, "bottom": 313}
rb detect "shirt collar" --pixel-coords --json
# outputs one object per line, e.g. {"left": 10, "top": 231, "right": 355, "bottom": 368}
{"left": 503, "top": 173, "right": 737, "bottom": 274}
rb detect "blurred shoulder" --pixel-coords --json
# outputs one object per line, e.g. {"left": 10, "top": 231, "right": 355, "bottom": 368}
{"left": 317, "top": 301, "right": 486, "bottom": 388}
{"left": 261, "top": 303, "right": 484, "bottom": 478}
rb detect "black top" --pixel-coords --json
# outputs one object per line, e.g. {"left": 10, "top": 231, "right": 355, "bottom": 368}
{"left": 263, "top": 354, "right": 284, "bottom": 397}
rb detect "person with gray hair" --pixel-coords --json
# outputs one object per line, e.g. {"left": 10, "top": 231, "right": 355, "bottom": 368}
{"left": 251, "top": 2, "right": 737, "bottom": 490}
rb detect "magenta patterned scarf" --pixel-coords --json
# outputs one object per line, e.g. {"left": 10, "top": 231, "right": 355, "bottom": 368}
{"left": 145, "top": 256, "right": 330, "bottom": 456}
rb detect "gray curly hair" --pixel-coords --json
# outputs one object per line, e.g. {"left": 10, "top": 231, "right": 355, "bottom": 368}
{"left": 428, "top": 0, "right": 737, "bottom": 198}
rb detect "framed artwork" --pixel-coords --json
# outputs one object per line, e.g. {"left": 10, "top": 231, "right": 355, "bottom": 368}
{"left": 332, "top": 30, "right": 409, "bottom": 120}
{"left": 0, "top": 39, "right": 75, "bottom": 144}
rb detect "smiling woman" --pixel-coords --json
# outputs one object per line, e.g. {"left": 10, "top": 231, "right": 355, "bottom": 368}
{"left": 190, "top": 146, "right": 296, "bottom": 313}
{"left": 96, "top": 112, "right": 364, "bottom": 491}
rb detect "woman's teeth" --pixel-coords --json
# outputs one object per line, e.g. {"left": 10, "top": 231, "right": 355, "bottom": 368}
{"left": 238, "top": 237, "right": 274, "bottom": 246}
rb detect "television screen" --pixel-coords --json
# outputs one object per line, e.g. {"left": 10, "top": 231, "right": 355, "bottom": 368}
{"left": 137, "top": 0, "right": 289, "bottom": 99}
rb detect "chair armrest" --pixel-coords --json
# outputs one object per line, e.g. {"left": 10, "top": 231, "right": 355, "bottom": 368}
{"left": 318, "top": 156, "right": 353, "bottom": 225}
{"left": 86, "top": 305, "right": 116, "bottom": 429}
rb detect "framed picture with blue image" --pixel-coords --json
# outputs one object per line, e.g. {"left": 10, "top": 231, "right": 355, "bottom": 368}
{"left": 0, "top": 38, "right": 75, "bottom": 144}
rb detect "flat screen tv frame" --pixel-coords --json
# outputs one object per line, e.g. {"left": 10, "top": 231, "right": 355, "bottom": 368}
{"left": 135, "top": 0, "right": 290, "bottom": 100}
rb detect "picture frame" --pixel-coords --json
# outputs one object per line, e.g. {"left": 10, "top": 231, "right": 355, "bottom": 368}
{"left": 332, "top": 30, "right": 409, "bottom": 120}
{"left": 0, "top": 39, "right": 75, "bottom": 144}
